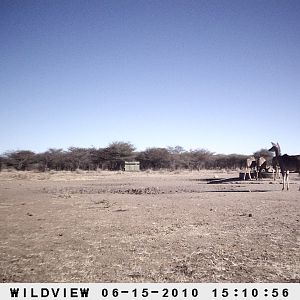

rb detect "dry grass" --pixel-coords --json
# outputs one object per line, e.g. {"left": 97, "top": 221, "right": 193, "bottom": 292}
{"left": 0, "top": 170, "right": 299, "bottom": 282}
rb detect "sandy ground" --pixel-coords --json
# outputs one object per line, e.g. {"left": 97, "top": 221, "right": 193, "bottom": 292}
{"left": 0, "top": 170, "right": 299, "bottom": 283}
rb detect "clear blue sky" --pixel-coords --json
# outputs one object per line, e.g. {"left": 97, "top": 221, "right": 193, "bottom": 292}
{"left": 1, "top": 0, "right": 299, "bottom": 155}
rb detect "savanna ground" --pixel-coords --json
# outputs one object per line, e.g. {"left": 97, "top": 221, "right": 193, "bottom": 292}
{"left": 0, "top": 170, "right": 299, "bottom": 283}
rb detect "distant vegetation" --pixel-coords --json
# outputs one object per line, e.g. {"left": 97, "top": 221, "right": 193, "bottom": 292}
{"left": 0, "top": 142, "right": 273, "bottom": 172}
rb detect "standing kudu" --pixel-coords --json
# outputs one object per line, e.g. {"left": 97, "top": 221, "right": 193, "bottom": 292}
{"left": 243, "top": 156, "right": 266, "bottom": 180}
{"left": 243, "top": 156, "right": 256, "bottom": 180}
{"left": 256, "top": 156, "right": 267, "bottom": 179}
{"left": 272, "top": 156, "right": 280, "bottom": 181}
{"left": 268, "top": 142, "right": 300, "bottom": 190}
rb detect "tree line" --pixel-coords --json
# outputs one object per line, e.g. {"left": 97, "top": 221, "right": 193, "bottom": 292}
{"left": 0, "top": 142, "right": 273, "bottom": 172}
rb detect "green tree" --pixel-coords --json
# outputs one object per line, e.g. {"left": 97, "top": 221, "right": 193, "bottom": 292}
{"left": 137, "top": 147, "right": 171, "bottom": 170}
{"left": 103, "top": 142, "right": 136, "bottom": 170}
{"left": 4, "top": 150, "right": 36, "bottom": 171}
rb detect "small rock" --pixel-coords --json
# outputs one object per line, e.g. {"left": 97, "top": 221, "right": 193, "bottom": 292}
{"left": 248, "top": 213, "right": 253, "bottom": 217}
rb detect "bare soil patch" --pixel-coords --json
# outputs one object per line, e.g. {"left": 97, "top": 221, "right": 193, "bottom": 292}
{"left": 0, "top": 170, "right": 299, "bottom": 282}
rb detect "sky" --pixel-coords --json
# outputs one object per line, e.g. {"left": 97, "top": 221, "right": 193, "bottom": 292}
{"left": 1, "top": 0, "right": 299, "bottom": 155}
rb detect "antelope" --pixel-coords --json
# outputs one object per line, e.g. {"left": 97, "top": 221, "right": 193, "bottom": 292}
{"left": 256, "top": 156, "right": 267, "bottom": 179}
{"left": 268, "top": 142, "right": 300, "bottom": 190}
{"left": 243, "top": 156, "right": 266, "bottom": 180}
{"left": 272, "top": 156, "right": 280, "bottom": 181}
{"left": 243, "top": 156, "right": 256, "bottom": 180}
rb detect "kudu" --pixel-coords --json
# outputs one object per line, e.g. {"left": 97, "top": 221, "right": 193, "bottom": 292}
{"left": 243, "top": 156, "right": 266, "bottom": 180}
{"left": 268, "top": 142, "right": 300, "bottom": 190}
{"left": 272, "top": 156, "right": 280, "bottom": 181}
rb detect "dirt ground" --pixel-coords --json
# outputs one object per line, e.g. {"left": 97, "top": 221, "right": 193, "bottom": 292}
{"left": 0, "top": 170, "right": 299, "bottom": 283}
